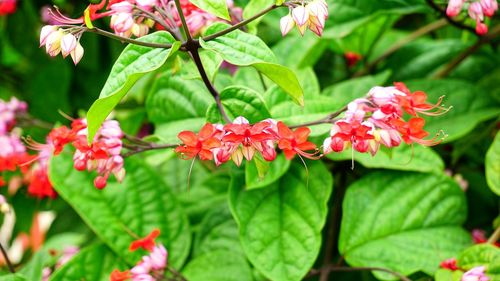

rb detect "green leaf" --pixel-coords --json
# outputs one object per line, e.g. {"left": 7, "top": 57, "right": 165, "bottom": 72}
{"left": 243, "top": 0, "right": 273, "bottom": 33}
{"left": 272, "top": 32, "right": 329, "bottom": 68}
{"left": 405, "top": 79, "right": 500, "bottom": 143}
{"left": 457, "top": 244, "right": 500, "bottom": 280}
{"left": 86, "top": 32, "right": 180, "bottom": 141}
{"left": 201, "top": 22, "right": 304, "bottom": 105}
{"left": 339, "top": 172, "right": 471, "bottom": 280}
{"left": 49, "top": 244, "right": 127, "bottom": 281}
{"left": 183, "top": 250, "right": 254, "bottom": 281}
{"left": 206, "top": 86, "right": 271, "bottom": 123}
{"left": 229, "top": 161, "right": 334, "bottom": 281}
{"left": 194, "top": 205, "right": 243, "bottom": 257}
{"left": 326, "top": 145, "right": 444, "bottom": 173}
{"left": 190, "top": 0, "right": 230, "bottom": 21}
{"left": 245, "top": 153, "right": 291, "bottom": 190}
{"left": 146, "top": 72, "right": 213, "bottom": 124}
{"left": 0, "top": 274, "right": 28, "bottom": 281}
{"left": 435, "top": 269, "right": 463, "bottom": 281}
{"left": 49, "top": 152, "right": 191, "bottom": 268}
{"left": 486, "top": 132, "right": 500, "bottom": 196}
{"left": 322, "top": 71, "right": 392, "bottom": 102}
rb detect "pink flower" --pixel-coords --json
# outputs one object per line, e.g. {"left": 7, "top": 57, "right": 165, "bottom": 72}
{"left": 480, "top": 0, "right": 498, "bottom": 17}
{"left": 447, "top": 0, "right": 466, "bottom": 17}
{"left": 281, "top": 0, "right": 328, "bottom": 36}
{"left": 462, "top": 266, "right": 490, "bottom": 281}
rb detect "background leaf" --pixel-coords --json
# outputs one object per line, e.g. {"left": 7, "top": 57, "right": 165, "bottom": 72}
{"left": 190, "top": 0, "right": 230, "bottom": 20}
{"left": 339, "top": 172, "right": 471, "bottom": 280}
{"left": 229, "top": 161, "right": 334, "bottom": 281}
{"left": 485, "top": 132, "right": 500, "bottom": 196}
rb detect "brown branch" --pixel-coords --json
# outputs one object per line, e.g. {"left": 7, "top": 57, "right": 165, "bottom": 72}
{"left": 0, "top": 242, "right": 15, "bottom": 273}
{"left": 425, "top": 0, "right": 477, "bottom": 34}
{"left": 487, "top": 226, "right": 500, "bottom": 244}
{"left": 434, "top": 24, "right": 500, "bottom": 78}
{"left": 289, "top": 105, "right": 348, "bottom": 129}
{"left": 123, "top": 142, "right": 178, "bottom": 157}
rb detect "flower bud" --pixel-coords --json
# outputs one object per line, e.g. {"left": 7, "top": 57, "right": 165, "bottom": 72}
{"left": 132, "top": 23, "right": 149, "bottom": 37}
{"left": 292, "top": 5, "right": 309, "bottom": 27}
{"left": 110, "top": 1, "right": 134, "bottom": 13}
{"left": 446, "top": 0, "right": 465, "bottom": 17}
{"left": 40, "top": 25, "right": 57, "bottom": 47}
{"left": 475, "top": 20, "right": 488, "bottom": 35}
{"left": 468, "top": 2, "right": 484, "bottom": 21}
{"left": 70, "top": 42, "right": 84, "bottom": 65}
{"left": 60, "top": 33, "right": 77, "bottom": 58}
{"left": 110, "top": 13, "right": 134, "bottom": 34}
{"left": 480, "top": 0, "right": 498, "bottom": 17}
{"left": 45, "top": 29, "right": 63, "bottom": 57}
{"left": 280, "top": 14, "right": 295, "bottom": 36}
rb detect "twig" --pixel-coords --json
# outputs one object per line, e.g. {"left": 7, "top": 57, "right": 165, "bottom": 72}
{"left": 167, "top": 267, "right": 188, "bottom": 281}
{"left": 0, "top": 242, "right": 15, "bottom": 273}
{"left": 289, "top": 105, "right": 348, "bottom": 129}
{"left": 123, "top": 143, "right": 178, "bottom": 157}
{"left": 134, "top": 5, "right": 179, "bottom": 40}
{"left": 174, "top": 0, "right": 192, "bottom": 41}
{"left": 425, "top": 0, "right": 477, "bottom": 35}
{"left": 202, "top": 4, "right": 279, "bottom": 41}
{"left": 487, "top": 226, "right": 500, "bottom": 244}
{"left": 353, "top": 19, "right": 448, "bottom": 77}
{"left": 189, "top": 48, "right": 232, "bottom": 123}
{"left": 434, "top": 24, "right": 500, "bottom": 78}
{"left": 85, "top": 27, "right": 174, "bottom": 48}
{"left": 308, "top": 265, "right": 411, "bottom": 281}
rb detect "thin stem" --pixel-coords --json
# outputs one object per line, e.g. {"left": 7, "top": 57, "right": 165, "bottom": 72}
{"left": 135, "top": 6, "right": 178, "bottom": 39}
{"left": 202, "top": 4, "right": 279, "bottom": 41}
{"left": 289, "top": 105, "right": 348, "bottom": 129}
{"left": 123, "top": 143, "right": 178, "bottom": 157}
{"left": 0, "top": 242, "right": 15, "bottom": 273}
{"left": 434, "top": 24, "right": 500, "bottom": 78}
{"left": 189, "top": 48, "right": 232, "bottom": 123}
{"left": 167, "top": 267, "right": 188, "bottom": 281}
{"left": 353, "top": 19, "right": 448, "bottom": 77}
{"left": 487, "top": 226, "right": 500, "bottom": 244}
{"left": 308, "top": 265, "right": 411, "bottom": 281}
{"left": 426, "top": 0, "right": 477, "bottom": 35}
{"left": 85, "top": 27, "right": 174, "bottom": 48}
{"left": 174, "top": 0, "right": 192, "bottom": 41}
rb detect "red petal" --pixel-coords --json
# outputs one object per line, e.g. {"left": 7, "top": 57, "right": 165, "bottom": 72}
{"left": 293, "top": 127, "right": 311, "bottom": 143}
{"left": 199, "top": 123, "right": 215, "bottom": 139}
{"left": 178, "top": 131, "right": 198, "bottom": 146}
{"left": 277, "top": 122, "right": 293, "bottom": 139}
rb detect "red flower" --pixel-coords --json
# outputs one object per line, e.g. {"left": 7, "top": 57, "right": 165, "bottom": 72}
{"left": 129, "top": 229, "right": 160, "bottom": 252}
{"left": 391, "top": 117, "right": 443, "bottom": 146}
{"left": 440, "top": 258, "right": 458, "bottom": 271}
{"left": 109, "top": 269, "right": 131, "bottom": 281}
{"left": 223, "top": 121, "right": 275, "bottom": 161}
{"left": 175, "top": 123, "right": 221, "bottom": 161}
{"left": 27, "top": 165, "right": 57, "bottom": 199}
{"left": 0, "top": 0, "right": 16, "bottom": 16}
{"left": 344, "top": 52, "right": 362, "bottom": 67}
{"left": 48, "top": 126, "right": 76, "bottom": 155}
{"left": 394, "top": 82, "right": 449, "bottom": 116}
{"left": 328, "top": 120, "right": 375, "bottom": 153}
{"left": 277, "top": 122, "right": 318, "bottom": 160}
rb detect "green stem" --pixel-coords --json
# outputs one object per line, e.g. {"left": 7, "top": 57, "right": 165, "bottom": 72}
{"left": 487, "top": 226, "right": 500, "bottom": 244}
{"left": 173, "top": 0, "right": 192, "bottom": 41}
{"left": 86, "top": 27, "right": 174, "bottom": 48}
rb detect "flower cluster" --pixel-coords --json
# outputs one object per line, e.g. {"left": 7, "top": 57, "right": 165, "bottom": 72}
{"left": 110, "top": 229, "right": 168, "bottom": 281}
{"left": 280, "top": 0, "right": 328, "bottom": 36}
{"left": 175, "top": 116, "right": 318, "bottom": 166}
{"left": 69, "top": 119, "right": 125, "bottom": 189}
{"left": 322, "top": 82, "right": 449, "bottom": 157}
{"left": 0, "top": 0, "right": 16, "bottom": 16}
{"left": 39, "top": 26, "right": 84, "bottom": 65}
{"left": 446, "top": 0, "right": 498, "bottom": 35}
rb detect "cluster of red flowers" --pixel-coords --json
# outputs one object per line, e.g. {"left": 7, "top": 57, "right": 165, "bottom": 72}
{"left": 110, "top": 229, "right": 168, "bottom": 281}
{"left": 0, "top": 0, "right": 16, "bottom": 16}
{"left": 176, "top": 83, "right": 449, "bottom": 165}
{"left": 175, "top": 116, "right": 319, "bottom": 166}
{"left": 322, "top": 82, "right": 449, "bottom": 157}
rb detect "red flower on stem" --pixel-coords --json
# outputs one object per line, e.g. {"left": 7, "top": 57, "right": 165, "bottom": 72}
{"left": 109, "top": 269, "right": 131, "bottom": 281}
{"left": 394, "top": 82, "right": 449, "bottom": 116}
{"left": 277, "top": 122, "right": 318, "bottom": 160}
{"left": 391, "top": 117, "right": 443, "bottom": 146}
{"left": 175, "top": 123, "right": 221, "bottom": 161}
{"left": 129, "top": 228, "right": 160, "bottom": 252}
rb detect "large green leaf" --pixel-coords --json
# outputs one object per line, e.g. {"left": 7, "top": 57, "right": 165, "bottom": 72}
{"left": 49, "top": 152, "right": 191, "bottom": 268}
{"left": 183, "top": 250, "right": 254, "bottom": 281}
{"left": 145, "top": 72, "right": 213, "bottom": 124}
{"left": 201, "top": 23, "right": 304, "bottom": 105}
{"left": 272, "top": 32, "right": 329, "bottom": 69}
{"left": 0, "top": 274, "right": 28, "bottom": 281}
{"left": 87, "top": 32, "right": 180, "bottom": 141}
{"left": 190, "top": 0, "right": 230, "bottom": 21}
{"left": 326, "top": 145, "right": 444, "bottom": 173}
{"left": 457, "top": 244, "right": 500, "bottom": 280}
{"left": 206, "top": 85, "right": 271, "bottom": 123}
{"left": 322, "top": 71, "right": 392, "bottom": 102}
{"left": 194, "top": 205, "right": 243, "bottom": 257}
{"left": 229, "top": 161, "right": 334, "bottom": 281}
{"left": 339, "top": 172, "right": 471, "bottom": 280}
{"left": 405, "top": 79, "right": 500, "bottom": 143}
{"left": 486, "top": 132, "right": 500, "bottom": 196}
{"left": 49, "top": 244, "right": 126, "bottom": 281}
